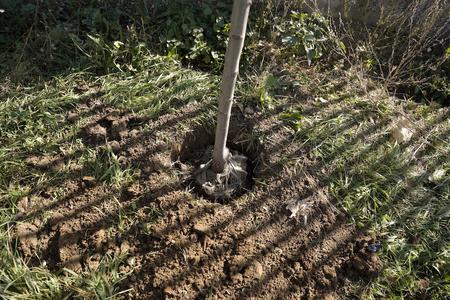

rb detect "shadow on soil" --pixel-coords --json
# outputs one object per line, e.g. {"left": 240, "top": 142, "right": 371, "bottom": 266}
{"left": 11, "top": 90, "right": 449, "bottom": 299}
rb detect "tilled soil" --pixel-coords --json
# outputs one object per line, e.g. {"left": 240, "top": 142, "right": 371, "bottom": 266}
{"left": 14, "top": 97, "right": 382, "bottom": 299}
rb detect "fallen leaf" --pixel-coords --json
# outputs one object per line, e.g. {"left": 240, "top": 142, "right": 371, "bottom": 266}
{"left": 428, "top": 169, "right": 446, "bottom": 182}
{"left": 392, "top": 117, "right": 414, "bottom": 143}
{"left": 286, "top": 196, "right": 313, "bottom": 220}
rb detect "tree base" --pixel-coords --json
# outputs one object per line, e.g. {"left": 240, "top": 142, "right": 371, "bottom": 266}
{"left": 195, "top": 149, "right": 248, "bottom": 199}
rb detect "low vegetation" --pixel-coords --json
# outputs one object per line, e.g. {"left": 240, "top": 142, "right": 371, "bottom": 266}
{"left": 0, "top": 0, "right": 448, "bottom": 299}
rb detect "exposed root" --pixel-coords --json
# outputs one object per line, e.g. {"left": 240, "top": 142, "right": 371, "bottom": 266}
{"left": 195, "top": 150, "right": 248, "bottom": 199}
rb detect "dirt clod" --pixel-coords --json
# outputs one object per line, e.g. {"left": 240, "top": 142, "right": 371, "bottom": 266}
{"left": 111, "top": 118, "right": 128, "bottom": 139}
{"left": 193, "top": 222, "right": 210, "bottom": 236}
{"left": 163, "top": 286, "right": 176, "bottom": 296}
{"left": 82, "top": 176, "right": 96, "bottom": 187}
{"left": 120, "top": 240, "right": 131, "bottom": 254}
{"left": 323, "top": 265, "right": 337, "bottom": 280}
{"left": 91, "top": 229, "right": 107, "bottom": 250}
{"left": 125, "top": 183, "right": 141, "bottom": 197}
{"left": 58, "top": 223, "right": 82, "bottom": 271}
{"left": 244, "top": 261, "right": 264, "bottom": 280}
{"left": 67, "top": 111, "right": 78, "bottom": 122}
{"left": 16, "top": 197, "right": 29, "bottom": 213}
{"left": 85, "top": 124, "right": 107, "bottom": 144}
{"left": 16, "top": 223, "right": 38, "bottom": 256}
{"left": 228, "top": 255, "right": 246, "bottom": 274}
{"left": 87, "top": 254, "right": 101, "bottom": 270}
{"left": 109, "top": 140, "right": 121, "bottom": 152}
{"left": 231, "top": 273, "right": 244, "bottom": 283}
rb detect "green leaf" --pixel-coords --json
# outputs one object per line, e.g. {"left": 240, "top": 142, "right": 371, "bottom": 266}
{"left": 339, "top": 41, "right": 346, "bottom": 53}
{"left": 113, "top": 41, "right": 123, "bottom": 49}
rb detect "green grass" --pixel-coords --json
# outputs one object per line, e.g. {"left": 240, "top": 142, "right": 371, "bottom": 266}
{"left": 0, "top": 52, "right": 217, "bottom": 299}
{"left": 0, "top": 40, "right": 448, "bottom": 300}
{"left": 278, "top": 81, "right": 449, "bottom": 298}
{"left": 1, "top": 2, "right": 448, "bottom": 298}
{"left": 0, "top": 242, "right": 129, "bottom": 299}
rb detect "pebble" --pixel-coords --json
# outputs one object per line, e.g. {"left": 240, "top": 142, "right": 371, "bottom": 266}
{"left": 244, "top": 261, "right": 263, "bottom": 280}
{"left": 120, "top": 240, "right": 130, "bottom": 254}
{"left": 244, "top": 106, "right": 255, "bottom": 114}
{"left": 163, "top": 286, "right": 175, "bottom": 296}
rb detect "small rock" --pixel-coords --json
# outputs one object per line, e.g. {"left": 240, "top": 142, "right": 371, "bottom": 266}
{"left": 244, "top": 106, "right": 255, "bottom": 114}
{"left": 392, "top": 117, "right": 413, "bottom": 143}
{"left": 163, "top": 286, "right": 175, "bottom": 296}
{"left": 120, "top": 240, "right": 130, "bottom": 254}
{"left": 428, "top": 169, "right": 446, "bottom": 183}
{"left": 244, "top": 261, "right": 263, "bottom": 280}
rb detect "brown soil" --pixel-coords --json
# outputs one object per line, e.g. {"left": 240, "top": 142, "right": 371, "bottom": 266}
{"left": 13, "top": 96, "right": 382, "bottom": 299}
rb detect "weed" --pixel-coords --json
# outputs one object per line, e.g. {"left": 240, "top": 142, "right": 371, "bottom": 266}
{"left": 0, "top": 47, "right": 215, "bottom": 298}
{"left": 280, "top": 78, "right": 450, "bottom": 298}
{"left": 156, "top": 1, "right": 231, "bottom": 71}
{"left": 73, "top": 32, "right": 151, "bottom": 74}
{"left": 281, "top": 11, "right": 334, "bottom": 65}
{"left": 0, "top": 239, "right": 129, "bottom": 299}
{"left": 332, "top": 0, "right": 450, "bottom": 104}
{"left": 279, "top": 110, "right": 304, "bottom": 132}
{"left": 82, "top": 147, "right": 133, "bottom": 188}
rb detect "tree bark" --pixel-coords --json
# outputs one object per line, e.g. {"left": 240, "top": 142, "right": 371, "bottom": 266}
{"left": 212, "top": 0, "right": 252, "bottom": 173}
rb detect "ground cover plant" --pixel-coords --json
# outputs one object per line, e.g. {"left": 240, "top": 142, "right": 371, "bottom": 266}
{"left": 1, "top": 0, "right": 449, "bottom": 299}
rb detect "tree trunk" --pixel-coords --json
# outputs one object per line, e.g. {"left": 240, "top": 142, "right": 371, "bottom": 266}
{"left": 212, "top": 0, "right": 252, "bottom": 173}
